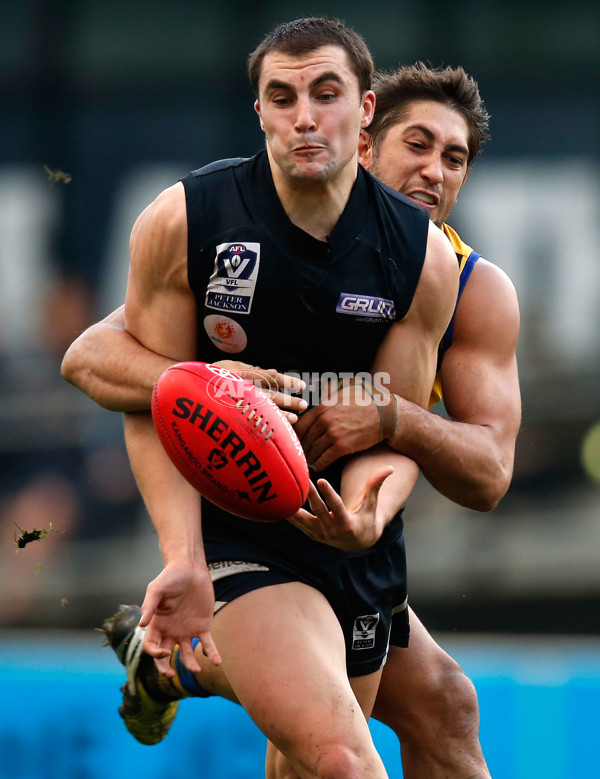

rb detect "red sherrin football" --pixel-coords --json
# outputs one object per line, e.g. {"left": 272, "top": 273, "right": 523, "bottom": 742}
{"left": 151, "top": 362, "right": 309, "bottom": 521}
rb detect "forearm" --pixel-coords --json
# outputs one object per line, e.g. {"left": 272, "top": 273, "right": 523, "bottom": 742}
{"left": 388, "top": 398, "right": 512, "bottom": 511}
{"left": 124, "top": 411, "right": 206, "bottom": 566}
{"left": 62, "top": 323, "right": 174, "bottom": 412}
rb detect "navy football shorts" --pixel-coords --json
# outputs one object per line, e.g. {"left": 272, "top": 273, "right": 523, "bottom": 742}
{"left": 205, "top": 535, "right": 410, "bottom": 677}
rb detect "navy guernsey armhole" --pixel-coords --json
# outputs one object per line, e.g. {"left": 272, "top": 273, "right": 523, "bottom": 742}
{"left": 439, "top": 250, "right": 480, "bottom": 357}
{"left": 395, "top": 203, "right": 429, "bottom": 322}
{"left": 181, "top": 157, "right": 248, "bottom": 277}
{"left": 180, "top": 173, "right": 204, "bottom": 289}
{"left": 398, "top": 204, "right": 431, "bottom": 321}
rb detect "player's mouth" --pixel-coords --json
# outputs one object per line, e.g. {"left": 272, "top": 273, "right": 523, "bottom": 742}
{"left": 406, "top": 190, "right": 439, "bottom": 210}
{"left": 292, "top": 143, "right": 326, "bottom": 155}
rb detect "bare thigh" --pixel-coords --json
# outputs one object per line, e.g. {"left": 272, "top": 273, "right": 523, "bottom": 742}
{"left": 212, "top": 581, "right": 383, "bottom": 769}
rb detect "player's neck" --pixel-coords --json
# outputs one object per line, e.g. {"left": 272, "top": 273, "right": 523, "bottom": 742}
{"left": 269, "top": 155, "right": 357, "bottom": 242}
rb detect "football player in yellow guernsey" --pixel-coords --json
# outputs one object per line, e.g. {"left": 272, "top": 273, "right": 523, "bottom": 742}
{"left": 63, "top": 63, "right": 520, "bottom": 778}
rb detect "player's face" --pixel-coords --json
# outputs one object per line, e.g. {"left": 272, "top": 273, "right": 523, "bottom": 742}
{"left": 364, "top": 100, "right": 470, "bottom": 226}
{"left": 255, "top": 45, "right": 374, "bottom": 186}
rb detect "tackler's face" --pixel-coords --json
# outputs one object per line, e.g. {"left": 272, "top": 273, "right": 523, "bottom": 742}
{"left": 255, "top": 45, "right": 374, "bottom": 186}
{"left": 363, "top": 100, "right": 470, "bottom": 226}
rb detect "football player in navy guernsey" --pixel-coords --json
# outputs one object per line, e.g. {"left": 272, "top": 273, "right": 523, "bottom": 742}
{"left": 61, "top": 18, "right": 459, "bottom": 779}
{"left": 62, "top": 56, "right": 520, "bottom": 779}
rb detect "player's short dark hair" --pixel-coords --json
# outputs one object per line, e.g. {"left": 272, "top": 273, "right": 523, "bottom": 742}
{"left": 248, "top": 17, "right": 374, "bottom": 97}
{"left": 367, "top": 62, "right": 490, "bottom": 167}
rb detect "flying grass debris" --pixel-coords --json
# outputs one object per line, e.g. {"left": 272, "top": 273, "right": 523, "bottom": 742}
{"left": 13, "top": 522, "right": 61, "bottom": 549}
{"left": 43, "top": 165, "right": 72, "bottom": 184}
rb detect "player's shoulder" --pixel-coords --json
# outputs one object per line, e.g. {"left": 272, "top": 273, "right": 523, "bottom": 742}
{"left": 182, "top": 154, "right": 262, "bottom": 207}
{"left": 442, "top": 223, "right": 517, "bottom": 299}
{"left": 426, "top": 221, "right": 460, "bottom": 271}
{"left": 468, "top": 257, "right": 518, "bottom": 306}
{"left": 137, "top": 181, "right": 187, "bottom": 239}
{"left": 189, "top": 156, "right": 252, "bottom": 179}
{"left": 129, "top": 182, "right": 188, "bottom": 273}
{"left": 455, "top": 256, "right": 520, "bottom": 346}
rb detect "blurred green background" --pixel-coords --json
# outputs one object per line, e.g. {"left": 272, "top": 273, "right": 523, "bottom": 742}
{"left": 0, "top": 1, "right": 599, "bottom": 774}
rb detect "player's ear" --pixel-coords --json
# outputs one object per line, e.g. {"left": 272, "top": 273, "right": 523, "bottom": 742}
{"left": 358, "top": 130, "right": 373, "bottom": 169}
{"left": 254, "top": 99, "right": 265, "bottom": 131}
{"left": 360, "top": 90, "right": 375, "bottom": 128}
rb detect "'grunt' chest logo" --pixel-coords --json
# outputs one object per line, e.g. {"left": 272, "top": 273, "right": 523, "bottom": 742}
{"left": 336, "top": 293, "right": 396, "bottom": 321}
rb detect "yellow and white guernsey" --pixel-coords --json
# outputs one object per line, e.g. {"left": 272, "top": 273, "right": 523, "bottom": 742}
{"left": 429, "top": 223, "right": 481, "bottom": 408}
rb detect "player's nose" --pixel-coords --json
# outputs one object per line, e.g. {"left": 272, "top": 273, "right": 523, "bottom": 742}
{"left": 294, "top": 96, "right": 317, "bottom": 132}
{"left": 421, "top": 152, "right": 443, "bottom": 183}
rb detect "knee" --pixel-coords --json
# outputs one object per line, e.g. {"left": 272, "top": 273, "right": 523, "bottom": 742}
{"left": 378, "top": 656, "right": 481, "bottom": 743}
{"left": 427, "top": 664, "right": 481, "bottom": 739}
{"left": 270, "top": 742, "right": 381, "bottom": 779}
{"left": 315, "top": 744, "right": 381, "bottom": 779}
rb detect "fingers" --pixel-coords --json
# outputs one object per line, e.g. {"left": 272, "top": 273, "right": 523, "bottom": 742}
{"left": 154, "top": 653, "right": 176, "bottom": 677}
{"left": 362, "top": 465, "right": 395, "bottom": 511}
{"left": 366, "top": 464, "right": 395, "bottom": 490}
{"left": 293, "top": 404, "right": 323, "bottom": 441}
{"left": 239, "top": 367, "right": 300, "bottom": 391}
{"left": 302, "top": 430, "right": 331, "bottom": 471}
{"left": 143, "top": 629, "right": 220, "bottom": 676}
{"left": 262, "top": 378, "right": 307, "bottom": 417}
{"left": 264, "top": 389, "right": 307, "bottom": 417}
{"left": 199, "top": 631, "right": 222, "bottom": 667}
{"left": 306, "top": 479, "right": 332, "bottom": 516}
{"left": 295, "top": 408, "right": 337, "bottom": 468}
{"left": 312, "top": 478, "right": 343, "bottom": 511}
{"left": 289, "top": 506, "right": 318, "bottom": 522}
{"left": 230, "top": 365, "right": 308, "bottom": 420}
{"left": 178, "top": 638, "right": 203, "bottom": 674}
{"left": 143, "top": 627, "right": 175, "bottom": 676}
{"left": 295, "top": 406, "right": 358, "bottom": 470}
{"left": 225, "top": 364, "right": 306, "bottom": 395}
{"left": 314, "top": 469, "right": 392, "bottom": 518}
{"left": 139, "top": 590, "right": 159, "bottom": 628}
{"left": 308, "top": 442, "right": 343, "bottom": 472}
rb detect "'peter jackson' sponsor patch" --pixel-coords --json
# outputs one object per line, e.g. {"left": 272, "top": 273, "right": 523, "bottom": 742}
{"left": 205, "top": 242, "right": 260, "bottom": 314}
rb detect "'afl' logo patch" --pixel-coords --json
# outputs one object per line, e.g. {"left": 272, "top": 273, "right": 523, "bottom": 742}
{"left": 205, "top": 241, "right": 261, "bottom": 315}
{"left": 203, "top": 315, "right": 248, "bottom": 353}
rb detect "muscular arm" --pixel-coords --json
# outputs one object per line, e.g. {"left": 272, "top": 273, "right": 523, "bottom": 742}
{"left": 61, "top": 306, "right": 175, "bottom": 411}
{"left": 61, "top": 310, "right": 307, "bottom": 419}
{"left": 296, "top": 257, "right": 521, "bottom": 511}
{"left": 388, "top": 259, "right": 521, "bottom": 510}
{"left": 121, "top": 182, "right": 220, "bottom": 669}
